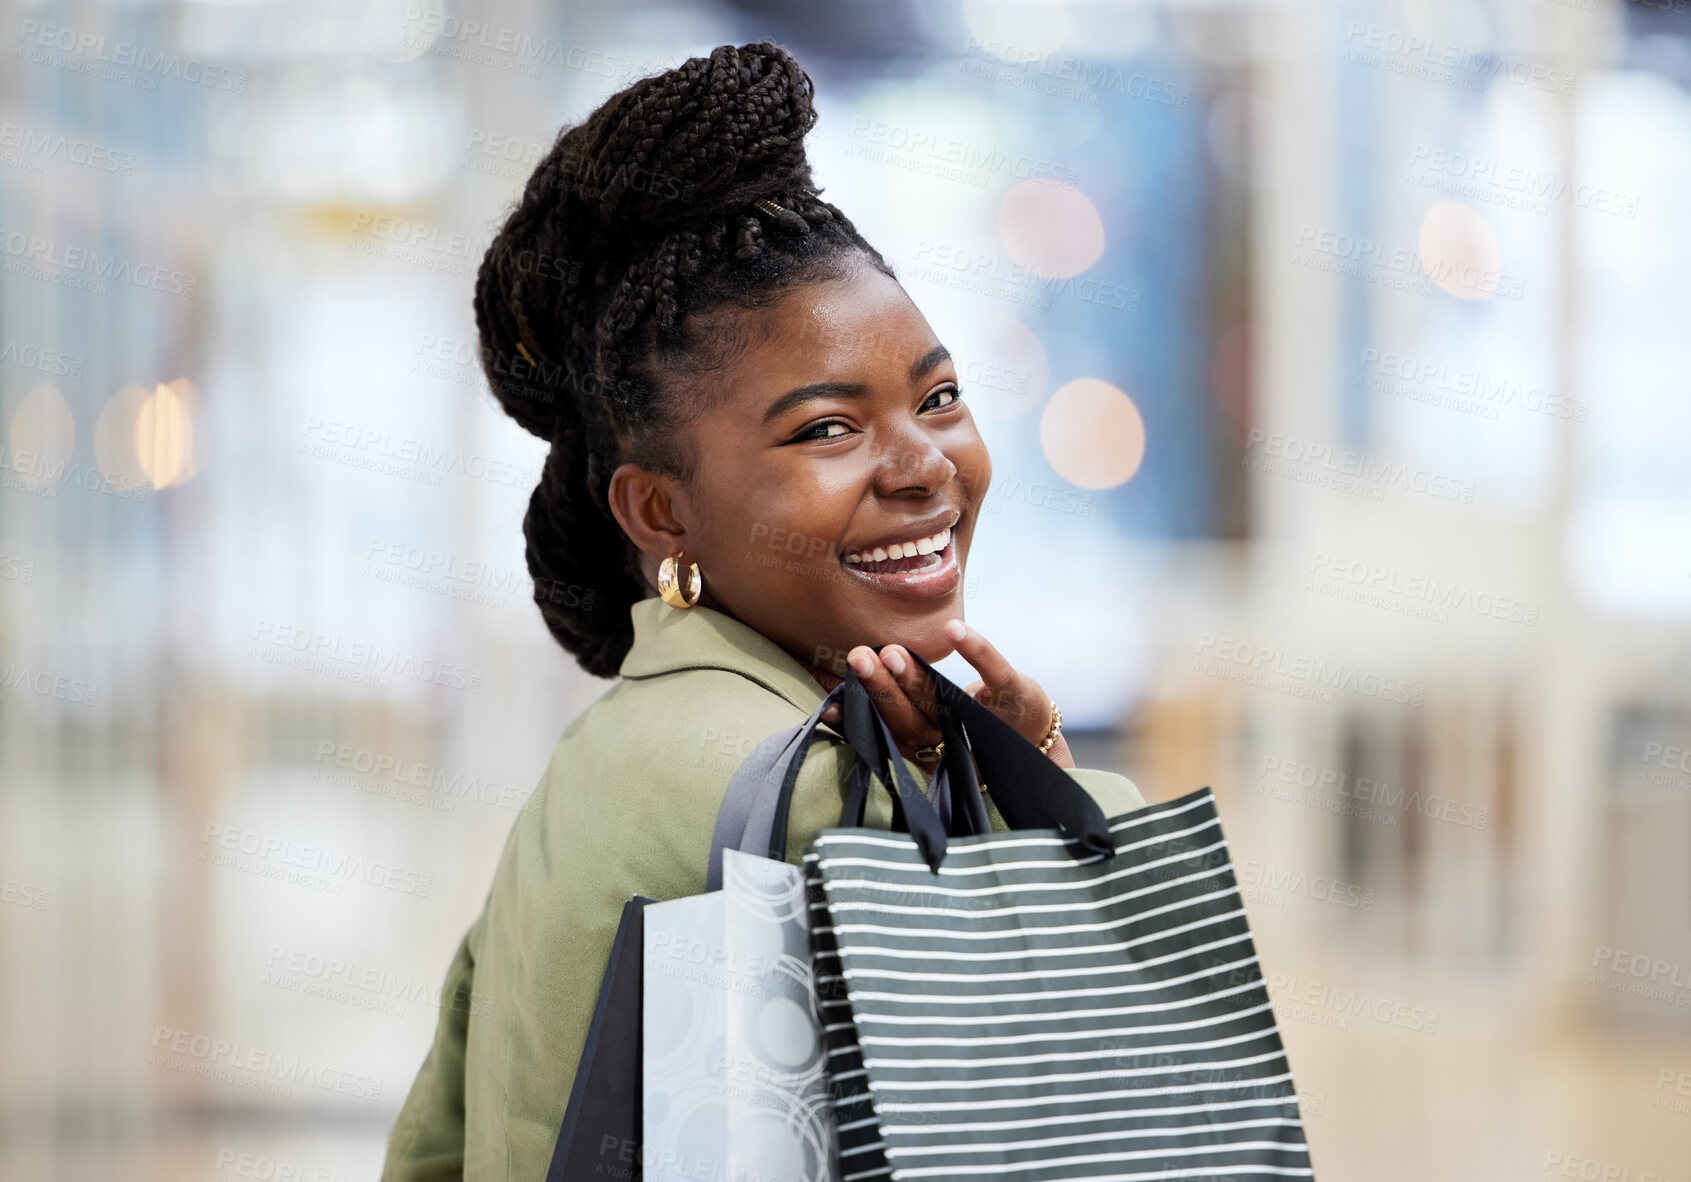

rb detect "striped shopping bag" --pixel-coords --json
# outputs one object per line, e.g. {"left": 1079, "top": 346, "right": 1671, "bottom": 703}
{"left": 710, "top": 649, "right": 1315, "bottom": 1180}
{"left": 807, "top": 787, "right": 1311, "bottom": 1180}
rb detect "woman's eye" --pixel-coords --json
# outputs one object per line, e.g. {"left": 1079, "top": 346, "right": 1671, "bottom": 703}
{"left": 796, "top": 419, "right": 851, "bottom": 441}
{"left": 922, "top": 385, "right": 963, "bottom": 412}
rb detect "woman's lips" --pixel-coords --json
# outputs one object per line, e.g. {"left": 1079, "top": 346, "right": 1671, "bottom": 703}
{"left": 839, "top": 535, "right": 961, "bottom": 599}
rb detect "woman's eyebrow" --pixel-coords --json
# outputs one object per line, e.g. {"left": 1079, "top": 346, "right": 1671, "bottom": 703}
{"left": 761, "top": 344, "right": 954, "bottom": 425}
{"left": 761, "top": 381, "right": 867, "bottom": 425}
{"left": 910, "top": 343, "right": 952, "bottom": 380}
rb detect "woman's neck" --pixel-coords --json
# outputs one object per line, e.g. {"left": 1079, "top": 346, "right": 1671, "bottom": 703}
{"left": 794, "top": 654, "right": 844, "bottom": 695}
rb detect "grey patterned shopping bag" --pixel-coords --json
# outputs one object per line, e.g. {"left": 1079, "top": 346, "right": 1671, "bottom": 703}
{"left": 642, "top": 847, "right": 836, "bottom": 1182}
{"left": 809, "top": 786, "right": 1313, "bottom": 1180}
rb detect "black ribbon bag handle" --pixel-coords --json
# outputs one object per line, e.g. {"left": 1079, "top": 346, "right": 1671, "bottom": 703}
{"left": 902, "top": 648, "right": 1117, "bottom": 861}
{"left": 768, "top": 665, "right": 951, "bottom": 872}
{"left": 756, "top": 653, "right": 1115, "bottom": 870}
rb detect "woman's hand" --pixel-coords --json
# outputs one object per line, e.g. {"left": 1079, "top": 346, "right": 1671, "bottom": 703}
{"left": 818, "top": 618, "right": 1073, "bottom": 770}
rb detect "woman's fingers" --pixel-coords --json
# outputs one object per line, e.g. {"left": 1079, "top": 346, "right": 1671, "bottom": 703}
{"left": 846, "top": 645, "right": 942, "bottom": 751}
{"left": 818, "top": 627, "right": 1057, "bottom": 757}
{"left": 944, "top": 619, "right": 1018, "bottom": 703}
{"left": 877, "top": 644, "right": 939, "bottom": 725}
{"left": 945, "top": 619, "right": 1052, "bottom": 745}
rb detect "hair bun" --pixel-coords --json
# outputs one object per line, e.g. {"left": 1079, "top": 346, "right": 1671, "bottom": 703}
{"left": 570, "top": 41, "right": 821, "bottom": 234}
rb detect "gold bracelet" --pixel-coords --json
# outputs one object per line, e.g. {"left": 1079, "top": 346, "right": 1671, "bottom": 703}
{"left": 1037, "top": 700, "right": 1063, "bottom": 755}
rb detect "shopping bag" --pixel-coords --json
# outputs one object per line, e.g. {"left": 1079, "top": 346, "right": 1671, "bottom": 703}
{"left": 714, "top": 650, "right": 1317, "bottom": 1180}
{"left": 551, "top": 672, "right": 936, "bottom": 1182}
{"left": 640, "top": 847, "right": 837, "bottom": 1182}
{"left": 547, "top": 895, "right": 656, "bottom": 1182}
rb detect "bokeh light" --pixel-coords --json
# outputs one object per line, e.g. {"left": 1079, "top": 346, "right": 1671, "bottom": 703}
{"left": 135, "top": 382, "right": 196, "bottom": 489}
{"left": 94, "top": 383, "right": 153, "bottom": 490}
{"left": 998, "top": 179, "right": 1107, "bottom": 278}
{"left": 1040, "top": 377, "right": 1146, "bottom": 489}
{"left": 8, "top": 384, "right": 74, "bottom": 490}
{"left": 1417, "top": 199, "right": 1504, "bottom": 301}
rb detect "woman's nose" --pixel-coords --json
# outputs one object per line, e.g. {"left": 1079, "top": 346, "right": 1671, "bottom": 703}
{"left": 874, "top": 432, "right": 957, "bottom": 494}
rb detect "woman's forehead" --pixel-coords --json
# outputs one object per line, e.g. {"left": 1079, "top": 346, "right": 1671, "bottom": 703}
{"left": 733, "top": 273, "right": 943, "bottom": 383}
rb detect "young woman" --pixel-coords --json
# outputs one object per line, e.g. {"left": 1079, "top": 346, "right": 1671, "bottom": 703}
{"left": 381, "top": 41, "right": 1145, "bottom": 1181}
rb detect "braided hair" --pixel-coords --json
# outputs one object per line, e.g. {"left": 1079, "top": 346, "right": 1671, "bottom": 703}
{"left": 474, "top": 41, "right": 896, "bottom": 679}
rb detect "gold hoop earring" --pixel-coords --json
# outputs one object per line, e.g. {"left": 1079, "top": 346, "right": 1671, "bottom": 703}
{"left": 658, "top": 552, "right": 702, "bottom": 609}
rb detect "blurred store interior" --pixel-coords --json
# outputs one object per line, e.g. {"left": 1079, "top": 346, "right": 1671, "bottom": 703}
{"left": 2, "top": 0, "right": 1690, "bottom": 1178}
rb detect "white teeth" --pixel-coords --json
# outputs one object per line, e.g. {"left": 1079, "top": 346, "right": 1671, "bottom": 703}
{"left": 844, "top": 524, "right": 956, "bottom": 567}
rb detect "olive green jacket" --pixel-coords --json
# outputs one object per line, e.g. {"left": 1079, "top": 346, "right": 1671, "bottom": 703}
{"left": 380, "top": 596, "right": 1146, "bottom": 1181}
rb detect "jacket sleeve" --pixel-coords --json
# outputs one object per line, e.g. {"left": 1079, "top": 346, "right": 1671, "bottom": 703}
{"left": 1064, "top": 765, "right": 1148, "bottom": 814}
{"left": 379, "top": 911, "right": 483, "bottom": 1181}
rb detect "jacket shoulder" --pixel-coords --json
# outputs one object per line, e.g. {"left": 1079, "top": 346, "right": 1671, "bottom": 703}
{"left": 1064, "top": 766, "right": 1148, "bottom": 816}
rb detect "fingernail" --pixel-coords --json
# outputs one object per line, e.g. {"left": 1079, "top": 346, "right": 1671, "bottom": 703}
{"left": 848, "top": 650, "right": 874, "bottom": 677}
{"left": 944, "top": 619, "right": 966, "bottom": 642}
{"left": 883, "top": 648, "right": 906, "bottom": 676}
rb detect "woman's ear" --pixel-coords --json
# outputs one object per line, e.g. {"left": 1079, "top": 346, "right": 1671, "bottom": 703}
{"left": 606, "top": 462, "right": 690, "bottom": 580}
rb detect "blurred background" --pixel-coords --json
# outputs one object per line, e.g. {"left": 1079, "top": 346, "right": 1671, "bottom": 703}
{"left": 2, "top": 0, "right": 1689, "bottom": 1177}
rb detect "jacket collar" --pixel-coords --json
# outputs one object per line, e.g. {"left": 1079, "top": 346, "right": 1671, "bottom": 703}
{"left": 618, "top": 595, "right": 832, "bottom": 714}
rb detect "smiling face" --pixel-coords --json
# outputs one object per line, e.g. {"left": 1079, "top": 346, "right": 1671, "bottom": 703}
{"left": 606, "top": 257, "right": 991, "bottom": 672}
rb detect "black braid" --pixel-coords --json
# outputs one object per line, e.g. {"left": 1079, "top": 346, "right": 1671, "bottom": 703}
{"left": 472, "top": 41, "right": 896, "bottom": 678}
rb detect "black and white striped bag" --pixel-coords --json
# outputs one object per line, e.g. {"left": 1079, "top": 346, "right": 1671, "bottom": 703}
{"left": 710, "top": 650, "right": 1316, "bottom": 1181}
